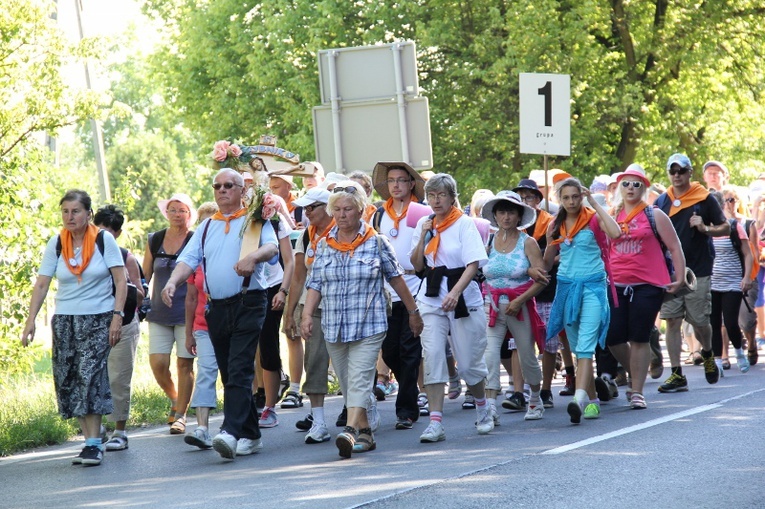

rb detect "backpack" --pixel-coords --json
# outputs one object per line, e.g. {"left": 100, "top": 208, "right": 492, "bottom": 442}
{"left": 56, "top": 231, "right": 138, "bottom": 324}
{"left": 728, "top": 218, "right": 745, "bottom": 277}
{"left": 644, "top": 205, "right": 675, "bottom": 278}
{"left": 148, "top": 229, "right": 194, "bottom": 261}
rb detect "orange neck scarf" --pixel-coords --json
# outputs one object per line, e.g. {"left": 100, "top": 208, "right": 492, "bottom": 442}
{"left": 666, "top": 182, "right": 708, "bottom": 216}
{"left": 382, "top": 195, "right": 417, "bottom": 234}
{"left": 363, "top": 203, "right": 377, "bottom": 224}
{"left": 617, "top": 202, "right": 648, "bottom": 235}
{"left": 550, "top": 207, "right": 595, "bottom": 246}
{"left": 286, "top": 191, "right": 297, "bottom": 213}
{"left": 530, "top": 209, "right": 554, "bottom": 241}
{"left": 60, "top": 224, "right": 99, "bottom": 283}
{"left": 424, "top": 206, "right": 463, "bottom": 263}
{"left": 306, "top": 219, "right": 335, "bottom": 265}
{"left": 211, "top": 208, "right": 248, "bottom": 234}
{"left": 327, "top": 222, "right": 376, "bottom": 257}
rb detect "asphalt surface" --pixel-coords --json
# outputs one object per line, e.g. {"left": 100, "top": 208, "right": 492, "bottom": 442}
{"left": 3, "top": 357, "right": 765, "bottom": 509}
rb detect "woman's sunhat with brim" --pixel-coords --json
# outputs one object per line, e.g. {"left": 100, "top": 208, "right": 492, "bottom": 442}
{"left": 481, "top": 190, "right": 537, "bottom": 230}
{"left": 158, "top": 193, "right": 197, "bottom": 229}
{"left": 512, "top": 178, "right": 544, "bottom": 201}
{"left": 372, "top": 162, "right": 425, "bottom": 201}
{"left": 616, "top": 164, "right": 651, "bottom": 188}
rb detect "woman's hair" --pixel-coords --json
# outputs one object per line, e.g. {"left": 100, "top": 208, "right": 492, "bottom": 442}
{"left": 492, "top": 200, "right": 523, "bottom": 218}
{"left": 197, "top": 201, "right": 219, "bottom": 222}
{"left": 348, "top": 171, "right": 373, "bottom": 197}
{"left": 550, "top": 178, "right": 584, "bottom": 240}
{"left": 470, "top": 189, "right": 494, "bottom": 217}
{"left": 328, "top": 180, "right": 367, "bottom": 213}
{"left": 722, "top": 185, "right": 747, "bottom": 217}
{"left": 94, "top": 204, "right": 125, "bottom": 231}
{"left": 59, "top": 189, "right": 92, "bottom": 211}
{"left": 610, "top": 177, "right": 649, "bottom": 218}
{"left": 423, "top": 173, "right": 461, "bottom": 208}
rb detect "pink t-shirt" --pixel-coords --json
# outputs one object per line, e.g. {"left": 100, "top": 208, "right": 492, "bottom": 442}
{"left": 610, "top": 209, "right": 671, "bottom": 287}
{"left": 187, "top": 266, "right": 208, "bottom": 332}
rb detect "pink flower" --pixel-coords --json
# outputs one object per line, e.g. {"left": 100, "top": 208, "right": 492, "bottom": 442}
{"left": 261, "top": 193, "right": 278, "bottom": 220}
{"left": 230, "top": 144, "right": 242, "bottom": 158}
{"left": 261, "top": 204, "right": 278, "bottom": 221}
{"left": 213, "top": 140, "right": 231, "bottom": 162}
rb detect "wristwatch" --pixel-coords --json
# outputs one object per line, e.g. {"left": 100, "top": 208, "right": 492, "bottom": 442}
{"left": 408, "top": 307, "right": 420, "bottom": 315}
{"left": 113, "top": 310, "right": 125, "bottom": 318}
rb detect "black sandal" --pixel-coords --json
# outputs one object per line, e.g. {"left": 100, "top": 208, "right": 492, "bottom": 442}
{"left": 748, "top": 349, "right": 758, "bottom": 366}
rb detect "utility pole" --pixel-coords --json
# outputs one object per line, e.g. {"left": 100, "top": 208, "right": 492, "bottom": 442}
{"left": 74, "top": 0, "right": 110, "bottom": 202}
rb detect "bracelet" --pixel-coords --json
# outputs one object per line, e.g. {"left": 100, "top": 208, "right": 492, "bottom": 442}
{"left": 279, "top": 287, "right": 289, "bottom": 296}
{"left": 408, "top": 307, "right": 420, "bottom": 315}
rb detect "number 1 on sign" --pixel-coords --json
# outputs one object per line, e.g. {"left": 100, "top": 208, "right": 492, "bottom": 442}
{"left": 538, "top": 81, "right": 552, "bottom": 127}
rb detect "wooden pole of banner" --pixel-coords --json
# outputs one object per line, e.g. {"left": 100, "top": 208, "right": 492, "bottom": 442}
{"left": 544, "top": 154, "right": 549, "bottom": 212}
{"left": 239, "top": 220, "right": 264, "bottom": 261}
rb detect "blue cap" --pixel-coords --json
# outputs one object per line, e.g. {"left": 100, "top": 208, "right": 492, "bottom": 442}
{"left": 666, "top": 153, "right": 692, "bottom": 171}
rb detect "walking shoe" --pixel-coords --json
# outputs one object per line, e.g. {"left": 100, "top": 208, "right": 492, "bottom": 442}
{"left": 462, "top": 390, "right": 476, "bottom": 409}
{"left": 748, "top": 349, "right": 758, "bottom": 366}
{"left": 614, "top": 367, "right": 629, "bottom": 386}
{"left": 721, "top": 358, "right": 731, "bottom": 370}
{"left": 567, "top": 400, "right": 583, "bottom": 424}
{"left": 447, "top": 375, "right": 462, "bottom": 399}
{"left": 594, "top": 376, "right": 613, "bottom": 402}
{"left": 104, "top": 434, "right": 128, "bottom": 451}
{"left": 374, "top": 381, "right": 387, "bottom": 401}
{"left": 99, "top": 425, "right": 108, "bottom": 443}
{"left": 475, "top": 406, "right": 494, "bottom": 435}
{"left": 336, "top": 426, "right": 357, "bottom": 458}
{"left": 658, "top": 372, "right": 689, "bottom": 393}
{"left": 736, "top": 351, "right": 750, "bottom": 373}
{"left": 419, "top": 421, "right": 446, "bottom": 443}
{"left": 583, "top": 402, "right": 601, "bottom": 419}
{"left": 335, "top": 406, "right": 348, "bottom": 427}
{"left": 490, "top": 403, "right": 500, "bottom": 426}
{"left": 715, "top": 358, "right": 725, "bottom": 378}
{"left": 502, "top": 391, "right": 527, "bottom": 411}
{"left": 418, "top": 393, "right": 430, "bottom": 416}
{"left": 72, "top": 448, "right": 85, "bottom": 465}
{"left": 296, "top": 413, "right": 314, "bottom": 431}
{"left": 255, "top": 391, "right": 266, "bottom": 411}
{"left": 352, "top": 428, "right": 376, "bottom": 453}
{"left": 170, "top": 416, "right": 186, "bottom": 435}
{"left": 305, "top": 421, "right": 331, "bottom": 443}
{"left": 649, "top": 357, "right": 664, "bottom": 380}
{"left": 368, "top": 399, "right": 381, "bottom": 432}
{"left": 258, "top": 407, "right": 279, "bottom": 428}
{"left": 212, "top": 431, "right": 238, "bottom": 459}
{"left": 278, "top": 372, "right": 290, "bottom": 403}
{"left": 559, "top": 374, "right": 576, "bottom": 396}
{"left": 80, "top": 445, "right": 103, "bottom": 466}
{"left": 395, "top": 417, "right": 414, "bottom": 430}
{"left": 540, "top": 389, "right": 554, "bottom": 409}
{"left": 630, "top": 392, "right": 647, "bottom": 409}
{"left": 704, "top": 354, "right": 721, "bottom": 384}
{"left": 235, "top": 437, "right": 263, "bottom": 456}
{"left": 280, "top": 391, "right": 303, "bottom": 409}
{"left": 524, "top": 403, "right": 544, "bottom": 421}
{"left": 184, "top": 427, "right": 212, "bottom": 449}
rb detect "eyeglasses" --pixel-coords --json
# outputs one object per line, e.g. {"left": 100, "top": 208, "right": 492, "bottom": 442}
{"left": 519, "top": 195, "right": 539, "bottom": 203}
{"left": 668, "top": 167, "right": 690, "bottom": 176}
{"left": 166, "top": 208, "right": 189, "bottom": 215}
{"left": 621, "top": 181, "right": 643, "bottom": 189}
{"left": 212, "top": 182, "right": 242, "bottom": 190}
{"left": 304, "top": 203, "right": 325, "bottom": 213}
{"left": 725, "top": 197, "right": 737, "bottom": 204}
{"left": 332, "top": 186, "right": 358, "bottom": 194}
{"left": 386, "top": 178, "right": 412, "bottom": 185}
{"left": 426, "top": 192, "right": 450, "bottom": 202}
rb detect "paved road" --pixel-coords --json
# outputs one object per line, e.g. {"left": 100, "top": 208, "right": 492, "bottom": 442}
{"left": 3, "top": 360, "right": 764, "bottom": 509}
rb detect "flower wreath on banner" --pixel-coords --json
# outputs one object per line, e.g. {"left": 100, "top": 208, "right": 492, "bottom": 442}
{"left": 239, "top": 185, "right": 280, "bottom": 239}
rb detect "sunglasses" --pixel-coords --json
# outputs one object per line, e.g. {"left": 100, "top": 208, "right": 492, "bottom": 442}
{"left": 304, "top": 203, "right": 326, "bottom": 213}
{"left": 621, "top": 181, "right": 643, "bottom": 189}
{"left": 725, "top": 197, "right": 737, "bottom": 204}
{"left": 332, "top": 186, "right": 359, "bottom": 194}
{"left": 668, "top": 167, "right": 691, "bottom": 176}
{"left": 212, "top": 182, "right": 242, "bottom": 190}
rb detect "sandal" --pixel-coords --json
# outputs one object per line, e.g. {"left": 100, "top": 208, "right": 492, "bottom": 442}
{"left": 721, "top": 358, "right": 731, "bottom": 370}
{"left": 447, "top": 376, "right": 462, "bottom": 400}
{"left": 170, "top": 417, "right": 186, "bottom": 435}
{"left": 352, "top": 427, "right": 376, "bottom": 453}
{"left": 630, "top": 393, "right": 647, "bottom": 410}
{"left": 167, "top": 408, "right": 177, "bottom": 426}
{"left": 336, "top": 426, "right": 357, "bottom": 459}
{"left": 104, "top": 435, "right": 129, "bottom": 451}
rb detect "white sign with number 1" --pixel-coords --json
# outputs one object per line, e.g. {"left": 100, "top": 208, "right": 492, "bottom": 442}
{"left": 519, "top": 73, "right": 570, "bottom": 156}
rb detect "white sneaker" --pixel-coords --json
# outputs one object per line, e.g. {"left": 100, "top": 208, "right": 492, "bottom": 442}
{"left": 259, "top": 407, "right": 279, "bottom": 428}
{"left": 212, "top": 431, "right": 237, "bottom": 459}
{"left": 184, "top": 428, "right": 212, "bottom": 449}
{"left": 490, "top": 403, "right": 500, "bottom": 426}
{"left": 524, "top": 403, "right": 544, "bottom": 421}
{"left": 235, "top": 437, "right": 263, "bottom": 456}
{"left": 715, "top": 358, "right": 725, "bottom": 378}
{"left": 475, "top": 406, "right": 494, "bottom": 435}
{"left": 419, "top": 420, "right": 446, "bottom": 443}
{"left": 368, "top": 395, "right": 381, "bottom": 432}
{"left": 736, "top": 350, "right": 751, "bottom": 373}
{"left": 305, "top": 421, "right": 331, "bottom": 444}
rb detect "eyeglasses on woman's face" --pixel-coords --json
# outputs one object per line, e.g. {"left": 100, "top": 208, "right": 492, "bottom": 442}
{"left": 426, "top": 192, "right": 450, "bottom": 202}
{"left": 725, "top": 197, "right": 737, "bottom": 204}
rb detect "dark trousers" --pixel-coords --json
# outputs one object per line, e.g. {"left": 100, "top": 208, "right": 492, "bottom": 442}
{"left": 206, "top": 290, "right": 268, "bottom": 440}
{"left": 711, "top": 290, "right": 744, "bottom": 355}
{"left": 382, "top": 302, "right": 423, "bottom": 421}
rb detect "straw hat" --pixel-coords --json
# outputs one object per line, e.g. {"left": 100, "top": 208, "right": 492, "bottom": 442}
{"left": 372, "top": 162, "right": 425, "bottom": 201}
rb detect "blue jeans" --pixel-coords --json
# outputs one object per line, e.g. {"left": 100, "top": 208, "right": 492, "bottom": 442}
{"left": 206, "top": 290, "right": 268, "bottom": 440}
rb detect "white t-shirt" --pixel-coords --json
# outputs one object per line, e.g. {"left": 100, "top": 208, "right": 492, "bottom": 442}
{"left": 264, "top": 215, "right": 293, "bottom": 288}
{"left": 409, "top": 214, "right": 487, "bottom": 308}
{"left": 38, "top": 231, "right": 124, "bottom": 315}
